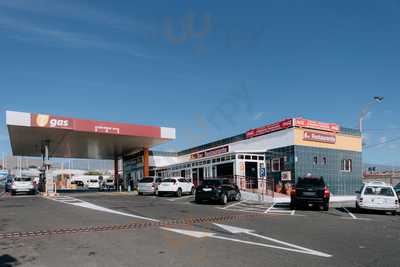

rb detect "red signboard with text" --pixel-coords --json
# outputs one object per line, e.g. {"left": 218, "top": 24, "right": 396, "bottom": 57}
{"left": 303, "top": 131, "right": 336, "bottom": 144}
{"left": 246, "top": 119, "right": 293, "bottom": 139}
{"left": 31, "top": 114, "right": 74, "bottom": 130}
{"left": 294, "top": 118, "right": 340, "bottom": 133}
{"left": 190, "top": 145, "right": 229, "bottom": 160}
{"left": 30, "top": 113, "right": 161, "bottom": 138}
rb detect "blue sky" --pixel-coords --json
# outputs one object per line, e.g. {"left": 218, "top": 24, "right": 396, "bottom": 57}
{"left": 0, "top": 0, "right": 400, "bottom": 165}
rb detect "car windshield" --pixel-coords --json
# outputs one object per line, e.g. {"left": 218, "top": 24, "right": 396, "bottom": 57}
{"left": 89, "top": 180, "right": 98, "bottom": 183}
{"left": 106, "top": 179, "right": 113, "bottom": 183}
{"left": 162, "top": 179, "right": 176, "bottom": 183}
{"left": 14, "top": 177, "right": 32, "bottom": 182}
{"left": 139, "top": 178, "right": 154, "bottom": 183}
{"left": 297, "top": 178, "right": 324, "bottom": 187}
{"left": 364, "top": 187, "right": 394, "bottom": 196}
{"left": 202, "top": 180, "right": 222, "bottom": 186}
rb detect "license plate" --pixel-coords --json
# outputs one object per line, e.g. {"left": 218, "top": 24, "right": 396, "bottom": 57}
{"left": 203, "top": 188, "right": 212, "bottom": 192}
{"left": 303, "top": 192, "right": 316, "bottom": 196}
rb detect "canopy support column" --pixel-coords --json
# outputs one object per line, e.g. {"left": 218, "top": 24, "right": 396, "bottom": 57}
{"left": 143, "top": 148, "right": 149, "bottom": 177}
{"left": 114, "top": 158, "right": 119, "bottom": 190}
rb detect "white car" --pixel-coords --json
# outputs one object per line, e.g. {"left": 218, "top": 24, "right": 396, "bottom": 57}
{"left": 10, "top": 177, "right": 36, "bottom": 195}
{"left": 104, "top": 178, "right": 115, "bottom": 190}
{"left": 138, "top": 177, "right": 162, "bottom": 195}
{"left": 356, "top": 181, "right": 399, "bottom": 215}
{"left": 87, "top": 179, "right": 100, "bottom": 190}
{"left": 157, "top": 177, "right": 195, "bottom": 197}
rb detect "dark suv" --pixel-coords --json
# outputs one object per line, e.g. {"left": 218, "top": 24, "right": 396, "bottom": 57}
{"left": 195, "top": 179, "right": 241, "bottom": 205}
{"left": 290, "top": 176, "right": 330, "bottom": 211}
{"left": 394, "top": 183, "right": 400, "bottom": 196}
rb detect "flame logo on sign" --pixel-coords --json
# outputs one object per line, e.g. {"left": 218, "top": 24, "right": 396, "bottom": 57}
{"left": 36, "top": 114, "right": 50, "bottom": 127}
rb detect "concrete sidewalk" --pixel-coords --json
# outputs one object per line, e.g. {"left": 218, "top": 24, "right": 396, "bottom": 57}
{"left": 241, "top": 190, "right": 356, "bottom": 204}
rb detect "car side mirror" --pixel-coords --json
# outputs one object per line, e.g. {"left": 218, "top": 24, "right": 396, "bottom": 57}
{"left": 355, "top": 191, "right": 360, "bottom": 194}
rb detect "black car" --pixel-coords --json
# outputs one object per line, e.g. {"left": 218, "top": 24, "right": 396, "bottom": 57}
{"left": 195, "top": 178, "right": 241, "bottom": 205}
{"left": 5, "top": 175, "right": 14, "bottom": 192}
{"left": 290, "top": 176, "right": 330, "bottom": 211}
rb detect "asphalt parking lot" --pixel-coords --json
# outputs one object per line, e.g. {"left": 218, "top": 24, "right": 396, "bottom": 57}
{"left": 0, "top": 189, "right": 399, "bottom": 267}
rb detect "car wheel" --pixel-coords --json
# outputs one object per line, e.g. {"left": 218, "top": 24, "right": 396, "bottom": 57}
{"left": 355, "top": 201, "right": 361, "bottom": 212}
{"left": 290, "top": 201, "right": 296, "bottom": 210}
{"left": 195, "top": 197, "right": 201, "bottom": 204}
{"left": 391, "top": 210, "right": 397, "bottom": 216}
{"left": 138, "top": 192, "right": 143, "bottom": 196}
{"left": 221, "top": 194, "right": 228, "bottom": 205}
{"left": 11, "top": 190, "right": 16, "bottom": 196}
{"left": 190, "top": 187, "right": 195, "bottom": 195}
{"left": 235, "top": 192, "right": 241, "bottom": 201}
{"left": 323, "top": 203, "right": 329, "bottom": 211}
{"left": 176, "top": 188, "right": 182, "bottom": 197}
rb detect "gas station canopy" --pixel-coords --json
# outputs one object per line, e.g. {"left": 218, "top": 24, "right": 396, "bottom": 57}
{"left": 6, "top": 111, "right": 176, "bottom": 160}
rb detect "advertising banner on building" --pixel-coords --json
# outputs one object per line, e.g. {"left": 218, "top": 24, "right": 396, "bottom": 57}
{"left": 190, "top": 145, "right": 229, "bottom": 160}
{"left": 294, "top": 118, "right": 340, "bottom": 133}
{"left": 303, "top": 131, "right": 337, "bottom": 144}
{"left": 246, "top": 119, "right": 293, "bottom": 139}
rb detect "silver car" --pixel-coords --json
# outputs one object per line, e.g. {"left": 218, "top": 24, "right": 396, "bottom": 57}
{"left": 138, "top": 177, "right": 162, "bottom": 195}
{"left": 10, "top": 177, "right": 36, "bottom": 195}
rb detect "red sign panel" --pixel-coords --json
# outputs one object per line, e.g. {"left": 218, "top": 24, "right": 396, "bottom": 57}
{"left": 31, "top": 114, "right": 74, "bottom": 130}
{"left": 246, "top": 119, "right": 293, "bottom": 139}
{"left": 31, "top": 113, "right": 161, "bottom": 138}
{"left": 303, "top": 131, "right": 336, "bottom": 144}
{"left": 294, "top": 118, "right": 340, "bottom": 133}
{"left": 190, "top": 145, "right": 229, "bottom": 160}
{"left": 74, "top": 119, "right": 160, "bottom": 138}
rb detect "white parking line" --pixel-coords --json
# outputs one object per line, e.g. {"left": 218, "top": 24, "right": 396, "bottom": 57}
{"left": 166, "top": 195, "right": 194, "bottom": 202}
{"left": 264, "top": 203, "right": 276, "bottom": 214}
{"left": 343, "top": 207, "right": 358, "bottom": 220}
{"left": 48, "top": 195, "right": 160, "bottom": 222}
{"left": 222, "top": 201, "right": 244, "bottom": 210}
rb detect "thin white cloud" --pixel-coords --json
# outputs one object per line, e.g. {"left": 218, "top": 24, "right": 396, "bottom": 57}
{"left": 253, "top": 112, "right": 264, "bottom": 121}
{"left": 389, "top": 143, "right": 398, "bottom": 149}
{"left": 0, "top": 0, "right": 153, "bottom": 32}
{"left": 0, "top": 16, "right": 149, "bottom": 58}
{"left": 377, "top": 136, "right": 387, "bottom": 148}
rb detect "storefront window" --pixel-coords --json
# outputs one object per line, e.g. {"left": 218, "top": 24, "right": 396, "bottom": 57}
{"left": 272, "top": 159, "right": 280, "bottom": 172}
{"left": 313, "top": 156, "right": 318, "bottom": 165}
{"left": 341, "top": 159, "right": 352, "bottom": 172}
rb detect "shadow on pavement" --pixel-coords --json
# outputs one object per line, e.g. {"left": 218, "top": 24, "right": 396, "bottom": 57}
{"left": 0, "top": 254, "right": 19, "bottom": 267}
{"left": 336, "top": 207, "right": 398, "bottom": 216}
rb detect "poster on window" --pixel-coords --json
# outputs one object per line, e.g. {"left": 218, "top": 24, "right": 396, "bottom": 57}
{"left": 281, "top": 171, "right": 292, "bottom": 181}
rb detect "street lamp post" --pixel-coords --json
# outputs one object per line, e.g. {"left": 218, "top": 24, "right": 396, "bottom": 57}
{"left": 359, "top": 96, "right": 384, "bottom": 135}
